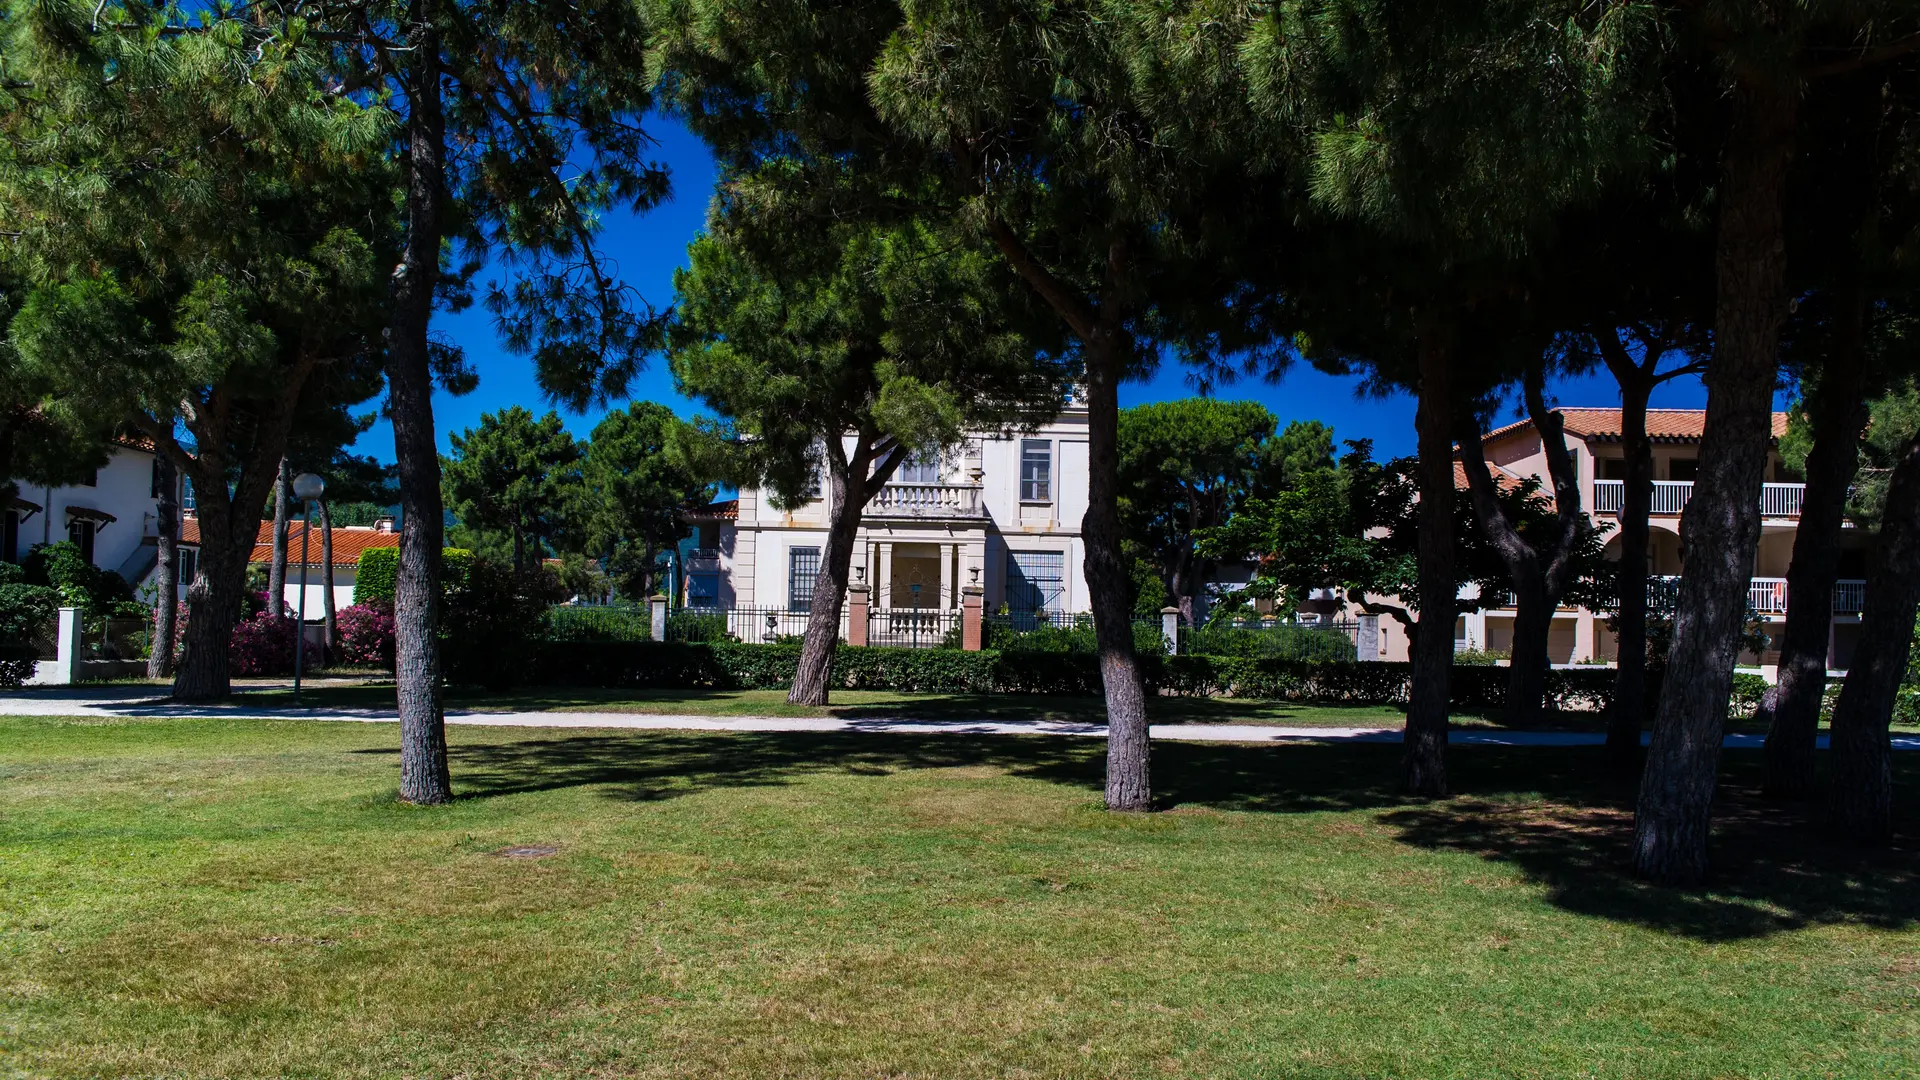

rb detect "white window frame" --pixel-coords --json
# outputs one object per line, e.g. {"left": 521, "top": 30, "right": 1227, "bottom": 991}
{"left": 1019, "top": 440, "right": 1053, "bottom": 503}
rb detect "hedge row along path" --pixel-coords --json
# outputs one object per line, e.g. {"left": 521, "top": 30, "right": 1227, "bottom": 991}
{"left": 8, "top": 686, "right": 1920, "bottom": 749}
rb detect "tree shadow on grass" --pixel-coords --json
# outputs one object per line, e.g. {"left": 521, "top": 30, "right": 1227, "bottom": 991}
{"left": 398, "top": 728, "right": 1920, "bottom": 941}
{"left": 420, "top": 730, "right": 1434, "bottom": 812}
{"left": 1381, "top": 751, "right": 1920, "bottom": 942}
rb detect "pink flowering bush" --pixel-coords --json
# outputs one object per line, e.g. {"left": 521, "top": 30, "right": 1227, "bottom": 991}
{"left": 228, "top": 612, "right": 315, "bottom": 676}
{"left": 335, "top": 602, "right": 397, "bottom": 671}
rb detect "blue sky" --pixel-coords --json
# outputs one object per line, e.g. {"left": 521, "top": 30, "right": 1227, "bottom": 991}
{"left": 350, "top": 116, "right": 1732, "bottom": 465}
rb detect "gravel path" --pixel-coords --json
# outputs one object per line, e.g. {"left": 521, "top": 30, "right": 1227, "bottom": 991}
{"left": 7, "top": 686, "right": 1919, "bottom": 749}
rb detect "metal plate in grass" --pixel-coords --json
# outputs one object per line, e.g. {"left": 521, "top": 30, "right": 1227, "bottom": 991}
{"left": 490, "top": 845, "right": 559, "bottom": 859}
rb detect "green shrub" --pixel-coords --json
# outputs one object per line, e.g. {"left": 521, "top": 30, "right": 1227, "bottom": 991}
{"left": 544, "top": 604, "right": 651, "bottom": 643}
{"left": 22, "top": 541, "right": 132, "bottom": 616}
{"left": 1730, "top": 671, "right": 1772, "bottom": 719}
{"left": 981, "top": 616, "right": 1165, "bottom": 656}
{"left": 354, "top": 548, "right": 398, "bottom": 604}
{"left": 667, "top": 609, "right": 730, "bottom": 643}
{"left": 1182, "top": 623, "right": 1359, "bottom": 663}
{"left": 0, "top": 563, "right": 60, "bottom": 645}
{"left": 443, "top": 560, "right": 565, "bottom": 691}
{"left": 353, "top": 547, "right": 475, "bottom": 606}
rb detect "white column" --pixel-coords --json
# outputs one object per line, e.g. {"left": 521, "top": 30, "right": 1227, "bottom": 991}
{"left": 52, "top": 606, "right": 82, "bottom": 685}
{"left": 877, "top": 542, "right": 894, "bottom": 609}
{"left": 939, "top": 543, "right": 954, "bottom": 609}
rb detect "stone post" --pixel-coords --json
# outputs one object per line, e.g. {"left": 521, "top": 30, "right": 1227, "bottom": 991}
{"left": 961, "top": 585, "right": 985, "bottom": 651}
{"left": 847, "top": 584, "right": 870, "bottom": 647}
{"left": 1160, "top": 606, "right": 1180, "bottom": 655}
{"left": 53, "top": 606, "right": 82, "bottom": 684}
{"left": 1356, "top": 614, "right": 1381, "bottom": 662}
{"left": 649, "top": 595, "right": 668, "bottom": 642}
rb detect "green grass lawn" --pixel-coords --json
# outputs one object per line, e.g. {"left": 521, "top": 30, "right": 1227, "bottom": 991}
{"left": 232, "top": 683, "right": 1429, "bottom": 728}
{"left": 227, "top": 681, "right": 1920, "bottom": 734}
{"left": 4, "top": 714, "right": 1917, "bottom": 1078}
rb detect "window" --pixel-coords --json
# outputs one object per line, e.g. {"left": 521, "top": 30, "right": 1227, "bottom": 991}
{"left": 68, "top": 520, "right": 95, "bottom": 564}
{"left": 687, "top": 573, "right": 720, "bottom": 608}
{"left": 1669, "top": 458, "right": 1698, "bottom": 481}
{"left": 1599, "top": 457, "right": 1628, "bottom": 481}
{"left": 896, "top": 449, "right": 941, "bottom": 484}
{"left": 1019, "top": 440, "right": 1052, "bottom": 502}
{"left": 1005, "top": 550, "right": 1065, "bottom": 613}
{"left": 176, "top": 547, "right": 199, "bottom": 592}
{"left": 788, "top": 546, "right": 821, "bottom": 611}
{"left": 79, "top": 468, "right": 97, "bottom": 488}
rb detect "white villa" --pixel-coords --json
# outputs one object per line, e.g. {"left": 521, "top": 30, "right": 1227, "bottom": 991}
{"left": 7, "top": 437, "right": 181, "bottom": 593}
{"left": 681, "top": 401, "right": 1094, "bottom": 624}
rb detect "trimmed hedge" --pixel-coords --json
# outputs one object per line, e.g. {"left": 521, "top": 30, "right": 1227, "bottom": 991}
{"left": 532, "top": 641, "right": 1008, "bottom": 694}
{"left": 353, "top": 547, "right": 474, "bottom": 605}
{"left": 529, "top": 639, "right": 1729, "bottom": 716}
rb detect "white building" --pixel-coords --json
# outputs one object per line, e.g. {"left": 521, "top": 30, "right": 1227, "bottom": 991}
{"left": 683, "top": 403, "right": 1094, "bottom": 623}
{"left": 6, "top": 437, "right": 184, "bottom": 593}
{"left": 1368, "top": 408, "right": 1863, "bottom": 672}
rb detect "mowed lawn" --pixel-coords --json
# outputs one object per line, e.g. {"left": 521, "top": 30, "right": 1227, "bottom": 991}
{"left": 234, "top": 682, "right": 1433, "bottom": 728}
{"left": 4, "top": 715, "right": 1918, "bottom": 1078}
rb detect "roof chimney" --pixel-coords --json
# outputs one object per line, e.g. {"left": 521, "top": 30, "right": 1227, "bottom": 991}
{"left": 374, "top": 516, "right": 396, "bottom": 533}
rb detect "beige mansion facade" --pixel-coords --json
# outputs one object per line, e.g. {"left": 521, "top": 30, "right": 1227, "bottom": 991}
{"left": 1371, "top": 408, "right": 1864, "bottom": 672}
{"left": 681, "top": 402, "right": 1094, "bottom": 626}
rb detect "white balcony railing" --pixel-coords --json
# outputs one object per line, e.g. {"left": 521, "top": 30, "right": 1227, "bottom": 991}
{"left": 1591, "top": 479, "right": 1806, "bottom": 518}
{"left": 868, "top": 482, "right": 985, "bottom": 518}
{"left": 684, "top": 548, "right": 721, "bottom": 571}
{"left": 1759, "top": 483, "right": 1806, "bottom": 518}
{"left": 1642, "top": 576, "right": 1868, "bottom": 616}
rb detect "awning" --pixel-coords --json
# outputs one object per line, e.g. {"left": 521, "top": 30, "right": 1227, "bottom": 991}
{"left": 64, "top": 506, "right": 118, "bottom": 528}
{"left": 8, "top": 496, "right": 40, "bottom": 521}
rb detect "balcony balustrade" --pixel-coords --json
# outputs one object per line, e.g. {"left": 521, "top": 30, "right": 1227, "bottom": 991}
{"left": 1637, "top": 575, "right": 1866, "bottom": 616}
{"left": 867, "top": 482, "right": 986, "bottom": 518}
{"left": 1591, "top": 479, "right": 1806, "bottom": 518}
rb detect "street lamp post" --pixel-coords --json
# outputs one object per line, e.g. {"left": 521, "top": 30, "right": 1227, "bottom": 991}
{"left": 291, "top": 473, "right": 325, "bottom": 702}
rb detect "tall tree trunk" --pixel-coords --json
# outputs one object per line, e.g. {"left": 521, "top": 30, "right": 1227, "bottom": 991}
{"left": 790, "top": 438, "right": 896, "bottom": 706}
{"left": 1406, "top": 319, "right": 1456, "bottom": 797}
{"left": 1168, "top": 544, "right": 1198, "bottom": 628}
{"left": 172, "top": 500, "right": 246, "bottom": 701}
{"left": 268, "top": 457, "right": 290, "bottom": 615}
{"left": 1459, "top": 421, "right": 1550, "bottom": 717}
{"left": 1086, "top": 337, "right": 1152, "bottom": 810}
{"left": 1605, "top": 367, "right": 1655, "bottom": 770}
{"left": 389, "top": 7, "right": 453, "bottom": 805}
{"left": 1828, "top": 429, "right": 1920, "bottom": 845}
{"left": 1762, "top": 317, "right": 1867, "bottom": 799}
{"left": 1459, "top": 367, "right": 1585, "bottom": 727}
{"left": 320, "top": 498, "right": 337, "bottom": 665}
{"left": 148, "top": 453, "right": 178, "bottom": 679}
{"left": 1634, "top": 79, "right": 1796, "bottom": 886}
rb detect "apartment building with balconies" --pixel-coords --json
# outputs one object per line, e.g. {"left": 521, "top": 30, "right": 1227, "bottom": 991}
{"left": 1441, "top": 408, "right": 1868, "bottom": 673}
{"left": 677, "top": 401, "right": 1093, "bottom": 634}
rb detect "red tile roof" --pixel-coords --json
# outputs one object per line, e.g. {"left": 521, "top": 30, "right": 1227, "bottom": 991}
{"left": 1484, "top": 408, "right": 1788, "bottom": 445}
{"left": 178, "top": 518, "right": 399, "bottom": 567}
{"left": 688, "top": 499, "right": 738, "bottom": 521}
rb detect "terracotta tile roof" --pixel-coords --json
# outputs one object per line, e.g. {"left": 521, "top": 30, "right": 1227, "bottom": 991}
{"left": 251, "top": 522, "right": 399, "bottom": 567}
{"left": 688, "top": 499, "right": 738, "bottom": 521}
{"left": 1484, "top": 408, "right": 1788, "bottom": 445}
{"left": 1451, "top": 462, "right": 1534, "bottom": 496}
{"left": 177, "top": 518, "right": 399, "bottom": 567}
